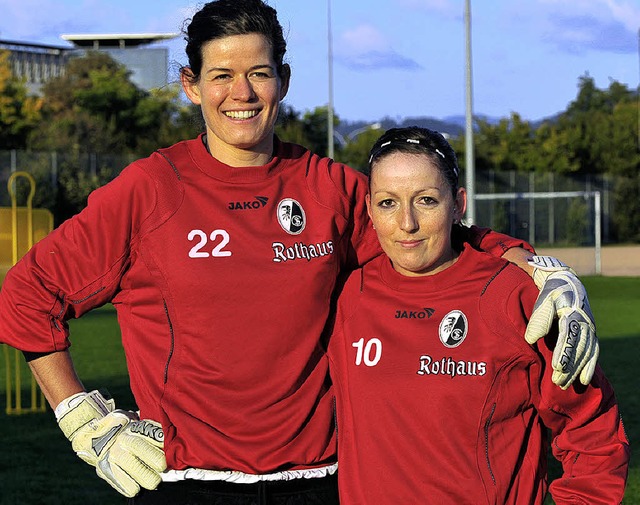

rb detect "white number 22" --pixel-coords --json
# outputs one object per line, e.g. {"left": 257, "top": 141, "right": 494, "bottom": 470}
{"left": 352, "top": 338, "right": 382, "bottom": 366}
{"left": 188, "top": 229, "right": 232, "bottom": 258}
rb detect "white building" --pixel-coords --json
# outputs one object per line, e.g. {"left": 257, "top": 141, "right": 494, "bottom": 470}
{"left": 0, "top": 33, "right": 179, "bottom": 95}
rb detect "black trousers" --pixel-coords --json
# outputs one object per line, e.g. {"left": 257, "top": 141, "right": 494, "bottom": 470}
{"left": 128, "top": 473, "right": 339, "bottom": 505}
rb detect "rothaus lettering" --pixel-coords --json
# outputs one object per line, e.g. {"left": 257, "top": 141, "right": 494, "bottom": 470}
{"left": 272, "top": 241, "right": 334, "bottom": 263}
{"left": 417, "top": 355, "right": 487, "bottom": 378}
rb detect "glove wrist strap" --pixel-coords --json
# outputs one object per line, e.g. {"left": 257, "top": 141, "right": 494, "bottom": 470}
{"left": 56, "top": 389, "right": 115, "bottom": 440}
{"left": 528, "top": 255, "right": 575, "bottom": 289}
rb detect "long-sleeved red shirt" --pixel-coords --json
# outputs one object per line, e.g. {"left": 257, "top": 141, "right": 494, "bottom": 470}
{"left": 0, "top": 135, "right": 534, "bottom": 475}
{"left": 328, "top": 245, "right": 629, "bottom": 504}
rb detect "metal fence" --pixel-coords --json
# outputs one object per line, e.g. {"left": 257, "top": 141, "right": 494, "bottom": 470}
{"left": 463, "top": 170, "right": 617, "bottom": 246}
{"left": 0, "top": 149, "right": 135, "bottom": 209}
{"left": 0, "top": 148, "right": 625, "bottom": 245}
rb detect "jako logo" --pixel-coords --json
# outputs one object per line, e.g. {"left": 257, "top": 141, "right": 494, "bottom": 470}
{"left": 277, "top": 198, "right": 306, "bottom": 234}
{"left": 228, "top": 196, "right": 269, "bottom": 210}
{"left": 559, "top": 320, "right": 580, "bottom": 373}
{"left": 395, "top": 308, "right": 435, "bottom": 319}
{"left": 438, "top": 310, "right": 468, "bottom": 348}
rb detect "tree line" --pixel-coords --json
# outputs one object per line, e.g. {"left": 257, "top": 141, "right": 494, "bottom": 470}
{"left": 1, "top": 50, "right": 638, "bottom": 242}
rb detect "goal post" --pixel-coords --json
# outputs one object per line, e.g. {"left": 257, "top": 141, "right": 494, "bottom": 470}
{"left": 473, "top": 191, "right": 602, "bottom": 275}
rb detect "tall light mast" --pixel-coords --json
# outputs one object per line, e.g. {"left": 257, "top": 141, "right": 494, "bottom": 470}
{"left": 327, "top": 0, "right": 335, "bottom": 158}
{"left": 464, "top": 0, "right": 476, "bottom": 224}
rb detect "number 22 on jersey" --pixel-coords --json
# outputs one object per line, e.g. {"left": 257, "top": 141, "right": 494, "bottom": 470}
{"left": 188, "top": 229, "right": 232, "bottom": 258}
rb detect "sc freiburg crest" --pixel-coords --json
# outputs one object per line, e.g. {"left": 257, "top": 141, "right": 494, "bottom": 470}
{"left": 438, "top": 310, "right": 468, "bottom": 348}
{"left": 277, "top": 198, "right": 306, "bottom": 235}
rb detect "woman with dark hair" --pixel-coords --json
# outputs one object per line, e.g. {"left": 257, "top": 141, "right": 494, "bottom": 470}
{"left": 328, "top": 127, "right": 629, "bottom": 504}
{"left": 0, "top": 2, "right": 598, "bottom": 504}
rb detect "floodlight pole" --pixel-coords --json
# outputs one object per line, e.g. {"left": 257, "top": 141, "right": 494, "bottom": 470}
{"left": 327, "top": 0, "right": 335, "bottom": 159}
{"left": 464, "top": 0, "right": 476, "bottom": 224}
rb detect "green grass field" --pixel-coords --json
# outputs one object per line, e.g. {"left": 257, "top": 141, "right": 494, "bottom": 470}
{"left": 0, "top": 277, "right": 638, "bottom": 504}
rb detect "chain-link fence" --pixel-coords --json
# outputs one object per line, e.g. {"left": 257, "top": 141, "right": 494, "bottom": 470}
{"left": 462, "top": 170, "right": 624, "bottom": 246}
{"left": 0, "top": 149, "right": 136, "bottom": 224}
{"left": 1, "top": 148, "right": 634, "bottom": 245}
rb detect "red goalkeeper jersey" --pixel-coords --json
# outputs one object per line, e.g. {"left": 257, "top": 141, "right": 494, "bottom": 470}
{"left": 328, "top": 245, "right": 629, "bottom": 504}
{"left": 0, "top": 135, "right": 534, "bottom": 475}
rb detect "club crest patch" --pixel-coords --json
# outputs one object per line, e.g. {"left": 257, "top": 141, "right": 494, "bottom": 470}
{"left": 277, "top": 198, "right": 306, "bottom": 235}
{"left": 438, "top": 310, "right": 468, "bottom": 348}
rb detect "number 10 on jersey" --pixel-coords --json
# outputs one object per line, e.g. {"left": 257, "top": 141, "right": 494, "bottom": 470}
{"left": 352, "top": 338, "right": 382, "bottom": 367}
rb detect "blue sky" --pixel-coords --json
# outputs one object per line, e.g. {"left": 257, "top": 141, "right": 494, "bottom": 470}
{"left": 1, "top": 0, "right": 639, "bottom": 123}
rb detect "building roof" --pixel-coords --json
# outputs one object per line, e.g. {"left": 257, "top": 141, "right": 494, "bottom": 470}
{"left": 0, "top": 39, "right": 70, "bottom": 54}
{"left": 60, "top": 33, "right": 180, "bottom": 48}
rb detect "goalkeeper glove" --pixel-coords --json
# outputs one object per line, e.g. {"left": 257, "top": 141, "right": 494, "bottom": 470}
{"left": 524, "top": 256, "right": 599, "bottom": 390}
{"left": 55, "top": 390, "right": 166, "bottom": 497}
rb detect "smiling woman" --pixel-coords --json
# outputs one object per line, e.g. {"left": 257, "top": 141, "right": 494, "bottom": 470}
{"left": 0, "top": 1, "right": 382, "bottom": 503}
{"left": 180, "top": 31, "right": 290, "bottom": 165}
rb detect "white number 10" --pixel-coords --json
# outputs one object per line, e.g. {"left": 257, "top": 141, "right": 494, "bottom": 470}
{"left": 352, "top": 338, "right": 382, "bottom": 366}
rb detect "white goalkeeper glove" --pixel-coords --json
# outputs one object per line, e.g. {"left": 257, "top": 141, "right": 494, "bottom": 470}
{"left": 524, "top": 256, "right": 599, "bottom": 390}
{"left": 55, "top": 389, "right": 166, "bottom": 497}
